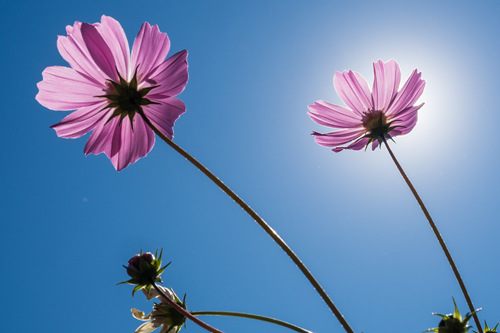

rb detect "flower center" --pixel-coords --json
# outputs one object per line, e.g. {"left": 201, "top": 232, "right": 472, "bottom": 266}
{"left": 99, "top": 69, "right": 158, "bottom": 123}
{"left": 362, "top": 110, "right": 390, "bottom": 140}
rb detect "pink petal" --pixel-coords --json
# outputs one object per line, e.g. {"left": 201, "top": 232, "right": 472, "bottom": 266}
{"left": 141, "top": 97, "right": 186, "bottom": 139}
{"left": 145, "top": 50, "right": 188, "bottom": 97}
{"left": 313, "top": 127, "right": 365, "bottom": 147}
{"left": 131, "top": 22, "right": 171, "bottom": 80}
{"left": 57, "top": 21, "right": 107, "bottom": 85}
{"left": 36, "top": 66, "right": 105, "bottom": 110}
{"left": 390, "top": 103, "right": 423, "bottom": 136}
{"left": 81, "top": 23, "right": 118, "bottom": 81}
{"left": 386, "top": 69, "right": 425, "bottom": 116}
{"left": 308, "top": 100, "right": 362, "bottom": 129}
{"left": 110, "top": 116, "right": 155, "bottom": 171}
{"left": 51, "top": 101, "right": 108, "bottom": 138}
{"left": 95, "top": 15, "right": 130, "bottom": 80}
{"left": 84, "top": 114, "right": 118, "bottom": 158}
{"left": 332, "top": 137, "right": 370, "bottom": 152}
{"left": 84, "top": 115, "right": 155, "bottom": 171}
{"left": 333, "top": 70, "right": 372, "bottom": 115}
{"left": 372, "top": 60, "right": 401, "bottom": 111}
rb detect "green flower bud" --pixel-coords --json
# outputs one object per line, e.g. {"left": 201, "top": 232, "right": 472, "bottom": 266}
{"left": 474, "top": 322, "right": 499, "bottom": 333}
{"left": 426, "top": 299, "right": 480, "bottom": 333}
{"left": 117, "top": 249, "right": 171, "bottom": 296}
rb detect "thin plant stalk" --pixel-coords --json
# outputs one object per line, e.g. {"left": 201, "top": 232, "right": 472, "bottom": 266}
{"left": 382, "top": 138, "right": 482, "bottom": 333}
{"left": 138, "top": 109, "right": 354, "bottom": 333}
{"left": 151, "top": 282, "right": 224, "bottom": 333}
{"left": 191, "top": 311, "right": 312, "bottom": 333}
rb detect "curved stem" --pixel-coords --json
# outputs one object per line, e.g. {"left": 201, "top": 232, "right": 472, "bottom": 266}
{"left": 191, "top": 311, "right": 312, "bottom": 333}
{"left": 382, "top": 138, "right": 482, "bottom": 333}
{"left": 151, "top": 283, "right": 224, "bottom": 333}
{"left": 138, "top": 110, "right": 354, "bottom": 333}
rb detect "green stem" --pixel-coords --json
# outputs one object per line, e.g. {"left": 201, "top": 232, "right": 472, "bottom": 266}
{"left": 138, "top": 110, "right": 354, "bottom": 333}
{"left": 382, "top": 138, "right": 482, "bottom": 333}
{"left": 151, "top": 283, "right": 224, "bottom": 333}
{"left": 191, "top": 311, "right": 312, "bottom": 333}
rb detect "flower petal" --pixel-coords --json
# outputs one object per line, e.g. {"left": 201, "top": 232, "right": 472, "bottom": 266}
{"left": 36, "top": 66, "right": 105, "bottom": 111}
{"left": 84, "top": 115, "right": 155, "bottom": 171}
{"left": 84, "top": 114, "right": 118, "bottom": 158}
{"left": 81, "top": 23, "right": 118, "bottom": 81}
{"left": 308, "top": 100, "right": 362, "bottom": 129}
{"left": 313, "top": 128, "right": 365, "bottom": 147}
{"left": 135, "top": 321, "right": 160, "bottom": 333}
{"left": 110, "top": 116, "right": 155, "bottom": 171}
{"left": 390, "top": 103, "right": 423, "bottom": 136}
{"left": 332, "top": 137, "right": 370, "bottom": 152}
{"left": 131, "top": 22, "right": 171, "bottom": 79}
{"left": 131, "top": 309, "right": 152, "bottom": 321}
{"left": 386, "top": 69, "right": 425, "bottom": 116}
{"left": 145, "top": 50, "right": 188, "bottom": 97}
{"left": 372, "top": 59, "right": 401, "bottom": 111}
{"left": 159, "top": 326, "right": 171, "bottom": 333}
{"left": 143, "top": 285, "right": 174, "bottom": 301}
{"left": 142, "top": 97, "right": 186, "bottom": 140}
{"left": 57, "top": 21, "right": 107, "bottom": 85}
{"left": 95, "top": 15, "right": 130, "bottom": 79}
{"left": 333, "top": 70, "right": 372, "bottom": 115}
{"left": 50, "top": 101, "right": 108, "bottom": 138}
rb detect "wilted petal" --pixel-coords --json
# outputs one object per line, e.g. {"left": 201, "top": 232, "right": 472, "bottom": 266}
{"left": 333, "top": 70, "right": 372, "bottom": 115}
{"left": 135, "top": 321, "right": 160, "bottom": 333}
{"left": 131, "top": 309, "right": 153, "bottom": 321}
{"left": 132, "top": 22, "right": 171, "bottom": 79}
{"left": 372, "top": 59, "right": 401, "bottom": 111}
{"left": 143, "top": 285, "right": 175, "bottom": 302}
{"left": 160, "top": 325, "right": 178, "bottom": 333}
{"left": 96, "top": 15, "right": 130, "bottom": 79}
{"left": 51, "top": 101, "right": 108, "bottom": 138}
{"left": 146, "top": 50, "right": 188, "bottom": 97}
{"left": 81, "top": 23, "right": 118, "bottom": 81}
{"left": 308, "top": 100, "right": 362, "bottom": 128}
{"left": 36, "top": 66, "right": 104, "bottom": 110}
{"left": 313, "top": 128, "right": 365, "bottom": 147}
{"left": 142, "top": 97, "right": 186, "bottom": 140}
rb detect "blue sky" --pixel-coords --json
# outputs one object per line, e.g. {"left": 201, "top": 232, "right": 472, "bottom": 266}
{"left": 1, "top": 0, "right": 499, "bottom": 332}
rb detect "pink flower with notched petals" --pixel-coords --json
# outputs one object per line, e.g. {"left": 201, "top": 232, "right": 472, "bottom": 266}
{"left": 36, "top": 15, "right": 188, "bottom": 171}
{"left": 308, "top": 60, "right": 425, "bottom": 152}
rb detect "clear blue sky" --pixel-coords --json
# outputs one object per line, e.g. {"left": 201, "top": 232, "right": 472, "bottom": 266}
{"left": 1, "top": 0, "right": 499, "bottom": 332}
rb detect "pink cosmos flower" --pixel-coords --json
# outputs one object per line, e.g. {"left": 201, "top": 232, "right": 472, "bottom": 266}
{"left": 308, "top": 60, "right": 425, "bottom": 152}
{"left": 36, "top": 15, "right": 188, "bottom": 170}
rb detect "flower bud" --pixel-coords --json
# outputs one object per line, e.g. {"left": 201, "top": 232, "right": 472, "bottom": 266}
{"left": 426, "top": 299, "right": 480, "bottom": 333}
{"left": 126, "top": 252, "right": 155, "bottom": 277}
{"left": 118, "top": 249, "right": 171, "bottom": 296}
{"left": 475, "top": 322, "right": 499, "bottom": 333}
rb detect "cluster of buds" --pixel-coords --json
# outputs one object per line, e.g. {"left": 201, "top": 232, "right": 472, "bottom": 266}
{"left": 121, "top": 250, "right": 188, "bottom": 333}
{"left": 118, "top": 249, "right": 170, "bottom": 296}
